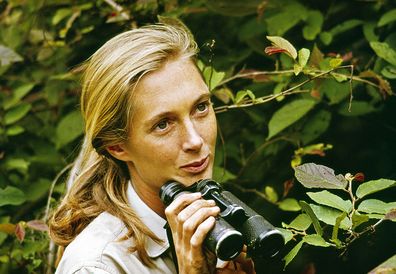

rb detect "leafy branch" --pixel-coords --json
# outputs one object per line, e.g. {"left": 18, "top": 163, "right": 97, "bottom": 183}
{"left": 278, "top": 163, "right": 396, "bottom": 268}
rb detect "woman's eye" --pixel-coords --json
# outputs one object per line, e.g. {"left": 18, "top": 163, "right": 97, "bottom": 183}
{"left": 196, "top": 102, "right": 208, "bottom": 112}
{"left": 156, "top": 120, "right": 168, "bottom": 130}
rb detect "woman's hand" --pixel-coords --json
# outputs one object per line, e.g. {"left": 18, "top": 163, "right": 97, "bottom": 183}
{"left": 165, "top": 192, "right": 220, "bottom": 274}
{"left": 216, "top": 250, "right": 256, "bottom": 274}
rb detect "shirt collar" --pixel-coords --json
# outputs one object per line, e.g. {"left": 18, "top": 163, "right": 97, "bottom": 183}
{"left": 127, "top": 181, "right": 169, "bottom": 258}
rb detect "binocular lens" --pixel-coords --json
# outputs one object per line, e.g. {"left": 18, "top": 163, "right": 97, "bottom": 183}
{"left": 255, "top": 230, "right": 285, "bottom": 258}
{"left": 211, "top": 222, "right": 244, "bottom": 261}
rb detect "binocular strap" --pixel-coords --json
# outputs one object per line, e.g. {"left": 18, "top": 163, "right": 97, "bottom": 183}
{"left": 164, "top": 222, "right": 179, "bottom": 274}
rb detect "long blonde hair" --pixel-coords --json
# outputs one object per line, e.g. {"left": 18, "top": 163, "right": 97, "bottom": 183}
{"left": 49, "top": 23, "right": 198, "bottom": 267}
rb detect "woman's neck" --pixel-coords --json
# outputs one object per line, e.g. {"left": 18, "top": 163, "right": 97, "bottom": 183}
{"left": 130, "top": 180, "right": 166, "bottom": 219}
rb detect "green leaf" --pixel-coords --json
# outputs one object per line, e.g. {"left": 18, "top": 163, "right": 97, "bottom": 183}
{"left": 283, "top": 241, "right": 304, "bottom": 268}
{"left": 0, "top": 186, "right": 26, "bottom": 207}
{"left": 283, "top": 213, "right": 311, "bottom": 231}
{"left": 234, "top": 89, "right": 255, "bottom": 104}
{"left": 329, "top": 19, "right": 363, "bottom": 36}
{"left": 294, "top": 163, "right": 347, "bottom": 189}
{"left": 381, "top": 66, "right": 396, "bottom": 79}
{"left": 370, "top": 42, "right": 396, "bottom": 67}
{"left": 363, "top": 22, "right": 379, "bottom": 42}
{"left": 320, "top": 32, "right": 332, "bottom": 45}
{"left": 202, "top": 66, "right": 225, "bottom": 91}
{"left": 338, "top": 101, "right": 378, "bottom": 116}
{"left": 5, "top": 158, "right": 30, "bottom": 173}
{"left": 266, "top": 36, "right": 297, "bottom": 59}
{"left": 303, "top": 10, "right": 324, "bottom": 40}
{"left": 300, "top": 110, "right": 331, "bottom": 145}
{"left": 298, "top": 48, "right": 310, "bottom": 68}
{"left": 265, "top": 3, "right": 307, "bottom": 36}
{"left": 278, "top": 198, "right": 301, "bottom": 212}
{"left": 330, "top": 72, "right": 349, "bottom": 82}
{"left": 309, "top": 204, "right": 352, "bottom": 230}
{"left": 329, "top": 58, "right": 343, "bottom": 69}
{"left": 52, "top": 8, "right": 73, "bottom": 25}
{"left": 378, "top": 9, "right": 396, "bottom": 27}
{"left": 356, "top": 179, "right": 396, "bottom": 199}
{"left": 300, "top": 201, "right": 322, "bottom": 236}
{"left": 0, "top": 44, "right": 23, "bottom": 66}
{"left": 264, "top": 186, "right": 278, "bottom": 203}
{"left": 357, "top": 199, "right": 396, "bottom": 214}
{"left": 4, "top": 83, "right": 35, "bottom": 110}
{"left": 319, "top": 79, "right": 350, "bottom": 105}
{"left": 276, "top": 228, "right": 293, "bottom": 244}
{"left": 351, "top": 211, "right": 370, "bottom": 229}
{"left": 303, "top": 234, "right": 331, "bottom": 247}
{"left": 307, "top": 190, "right": 352, "bottom": 213}
{"left": 238, "top": 17, "right": 267, "bottom": 41}
{"left": 56, "top": 110, "right": 84, "bottom": 149}
{"left": 4, "top": 103, "right": 31, "bottom": 125}
{"left": 293, "top": 64, "right": 302, "bottom": 76}
{"left": 6, "top": 125, "right": 24, "bottom": 136}
{"left": 331, "top": 212, "right": 347, "bottom": 245}
{"left": 267, "top": 99, "right": 316, "bottom": 139}
{"left": 24, "top": 179, "right": 52, "bottom": 202}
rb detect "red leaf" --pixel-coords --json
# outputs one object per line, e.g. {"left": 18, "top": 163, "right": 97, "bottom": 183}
{"left": 264, "top": 46, "right": 288, "bottom": 56}
{"left": 26, "top": 220, "right": 49, "bottom": 232}
{"left": 310, "top": 89, "right": 321, "bottom": 99}
{"left": 385, "top": 208, "right": 396, "bottom": 220}
{"left": 353, "top": 172, "right": 365, "bottom": 182}
{"left": 283, "top": 179, "right": 295, "bottom": 198}
{"left": 342, "top": 52, "right": 353, "bottom": 62}
{"left": 15, "top": 223, "right": 25, "bottom": 243}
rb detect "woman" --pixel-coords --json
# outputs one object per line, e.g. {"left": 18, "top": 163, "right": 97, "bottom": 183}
{"left": 49, "top": 23, "right": 254, "bottom": 274}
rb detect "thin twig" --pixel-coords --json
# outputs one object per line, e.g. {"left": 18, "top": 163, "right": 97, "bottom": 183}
{"left": 218, "top": 69, "right": 295, "bottom": 86}
{"left": 44, "top": 163, "right": 73, "bottom": 274}
{"left": 214, "top": 89, "right": 309, "bottom": 113}
{"left": 44, "top": 163, "right": 73, "bottom": 222}
{"left": 103, "top": 0, "right": 130, "bottom": 20}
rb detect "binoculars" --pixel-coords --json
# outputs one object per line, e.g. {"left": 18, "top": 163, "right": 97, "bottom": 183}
{"left": 160, "top": 179, "right": 284, "bottom": 261}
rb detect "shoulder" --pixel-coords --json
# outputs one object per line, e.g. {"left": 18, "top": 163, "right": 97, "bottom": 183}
{"left": 55, "top": 212, "right": 138, "bottom": 274}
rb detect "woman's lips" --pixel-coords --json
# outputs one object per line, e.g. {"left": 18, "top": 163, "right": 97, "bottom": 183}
{"left": 180, "top": 156, "right": 209, "bottom": 174}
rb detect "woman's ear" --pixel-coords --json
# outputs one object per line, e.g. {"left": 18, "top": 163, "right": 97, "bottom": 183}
{"left": 106, "top": 144, "right": 132, "bottom": 162}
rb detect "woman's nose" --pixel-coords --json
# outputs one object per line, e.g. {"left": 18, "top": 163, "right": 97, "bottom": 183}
{"left": 182, "top": 120, "right": 204, "bottom": 152}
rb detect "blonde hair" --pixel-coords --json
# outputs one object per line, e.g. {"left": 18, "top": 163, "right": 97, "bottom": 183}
{"left": 49, "top": 23, "right": 198, "bottom": 267}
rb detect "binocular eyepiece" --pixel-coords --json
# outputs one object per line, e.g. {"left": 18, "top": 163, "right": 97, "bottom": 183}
{"left": 160, "top": 179, "right": 284, "bottom": 261}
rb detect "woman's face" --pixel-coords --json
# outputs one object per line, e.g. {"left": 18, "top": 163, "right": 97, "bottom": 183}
{"left": 119, "top": 58, "right": 217, "bottom": 194}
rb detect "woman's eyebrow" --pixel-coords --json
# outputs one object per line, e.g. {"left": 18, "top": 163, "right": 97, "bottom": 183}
{"left": 144, "top": 92, "right": 212, "bottom": 127}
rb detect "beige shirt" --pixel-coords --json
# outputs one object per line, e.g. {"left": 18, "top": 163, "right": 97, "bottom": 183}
{"left": 55, "top": 182, "right": 177, "bottom": 274}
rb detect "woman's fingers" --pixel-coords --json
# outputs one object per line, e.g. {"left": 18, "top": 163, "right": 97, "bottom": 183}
{"left": 178, "top": 199, "right": 216, "bottom": 223}
{"left": 189, "top": 215, "right": 216, "bottom": 248}
{"left": 164, "top": 192, "right": 201, "bottom": 220}
{"left": 178, "top": 199, "right": 220, "bottom": 246}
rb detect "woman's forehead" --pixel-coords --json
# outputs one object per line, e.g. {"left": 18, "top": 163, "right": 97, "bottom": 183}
{"left": 130, "top": 58, "right": 209, "bottom": 121}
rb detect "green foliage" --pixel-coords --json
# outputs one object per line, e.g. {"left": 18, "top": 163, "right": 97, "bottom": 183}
{"left": 281, "top": 163, "right": 396, "bottom": 267}
{"left": 0, "top": 0, "right": 395, "bottom": 273}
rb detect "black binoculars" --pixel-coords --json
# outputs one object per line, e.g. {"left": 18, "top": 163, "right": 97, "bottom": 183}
{"left": 160, "top": 179, "right": 284, "bottom": 261}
